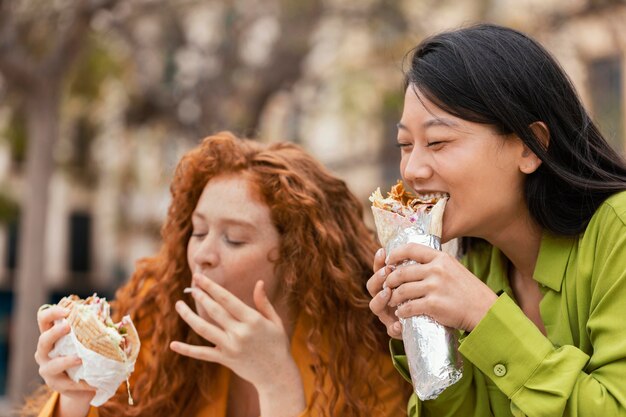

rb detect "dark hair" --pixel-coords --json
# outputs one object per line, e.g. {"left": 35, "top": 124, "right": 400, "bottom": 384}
{"left": 405, "top": 23, "right": 626, "bottom": 236}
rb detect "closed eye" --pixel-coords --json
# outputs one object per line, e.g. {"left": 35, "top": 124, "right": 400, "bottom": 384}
{"left": 224, "top": 236, "right": 245, "bottom": 246}
{"left": 395, "top": 142, "right": 413, "bottom": 152}
{"left": 426, "top": 140, "right": 446, "bottom": 149}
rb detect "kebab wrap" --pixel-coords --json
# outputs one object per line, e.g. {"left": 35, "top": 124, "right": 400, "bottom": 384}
{"left": 47, "top": 294, "right": 140, "bottom": 406}
{"left": 370, "top": 181, "right": 462, "bottom": 400}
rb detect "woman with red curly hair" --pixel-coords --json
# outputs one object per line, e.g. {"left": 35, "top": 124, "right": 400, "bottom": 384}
{"left": 31, "top": 132, "right": 409, "bottom": 417}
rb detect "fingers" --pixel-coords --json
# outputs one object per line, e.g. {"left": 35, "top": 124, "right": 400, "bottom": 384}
{"left": 366, "top": 256, "right": 389, "bottom": 297}
{"left": 368, "top": 289, "right": 397, "bottom": 329}
{"left": 40, "top": 355, "right": 82, "bottom": 379}
{"left": 170, "top": 341, "right": 220, "bottom": 363}
{"left": 368, "top": 284, "right": 391, "bottom": 318}
{"left": 37, "top": 305, "right": 70, "bottom": 333}
{"left": 193, "top": 274, "right": 252, "bottom": 321}
{"left": 253, "top": 281, "right": 281, "bottom": 324}
{"left": 175, "top": 299, "right": 227, "bottom": 346}
{"left": 39, "top": 356, "right": 96, "bottom": 394}
{"left": 368, "top": 253, "right": 404, "bottom": 340}
{"left": 384, "top": 262, "right": 428, "bottom": 289}
{"left": 187, "top": 285, "right": 237, "bottom": 328}
{"left": 368, "top": 282, "right": 403, "bottom": 340}
{"left": 48, "top": 376, "right": 96, "bottom": 394}
{"left": 35, "top": 321, "right": 71, "bottom": 364}
{"left": 72, "top": 380, "right": 98, "bottom": 392}
{"left": 373, "top": 248, "right": 385, "bottom": 272}
{"left": 388, "top": 321, "right": 403, "bottom": 339}
{"left": 394, "top": 297, "right": 433, "bottom": 319}
{"left": 387, "top": 281, "right": 430, "bottom": 308}
{"left": 386, "top": 243, "right": 440, "bottom": 267}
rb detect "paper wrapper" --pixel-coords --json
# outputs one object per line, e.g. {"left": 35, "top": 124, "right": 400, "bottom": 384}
{"left": 372, "top": 203, "right": 462, "bottom": 400}
{"left": 49, "top": 315, "right": 139, "bottom": 406}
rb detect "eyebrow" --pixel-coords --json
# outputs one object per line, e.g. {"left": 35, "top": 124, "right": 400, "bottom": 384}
{"left": 191, "top": 212, "right": 256, "bottom": 230}
{"left": 397, "top": 117, "right": 459, "bottom": 131}
{"left": 222, "top": 218, "right": 256, "bottom": 230}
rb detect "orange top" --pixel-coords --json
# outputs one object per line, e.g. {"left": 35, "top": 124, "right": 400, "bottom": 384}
{"left": 38, "top": 314, "right": 407, "bottom": 417}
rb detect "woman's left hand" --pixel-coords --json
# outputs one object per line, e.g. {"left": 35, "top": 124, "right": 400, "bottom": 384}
{"left": 170, "top": 274, "right": 305, "bottom": 415}
{"left": 385, "top": 243, "right": 498, "bottom": 332}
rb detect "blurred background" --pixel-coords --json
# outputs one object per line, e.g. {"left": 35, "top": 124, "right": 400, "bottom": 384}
{"left": 0, "top": 0, "right": 624, "bottom": 414}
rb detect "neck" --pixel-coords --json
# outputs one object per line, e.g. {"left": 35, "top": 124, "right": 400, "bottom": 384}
{"left": 483, "top": 212, "right": 543, "bottom": 279}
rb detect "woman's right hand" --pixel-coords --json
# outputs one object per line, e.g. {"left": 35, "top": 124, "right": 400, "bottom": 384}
{"left": 367, "top": 248, "right": 402, "bottom": 339}
{"left": 35, "top": 305, "right": 95, "bottom": 417}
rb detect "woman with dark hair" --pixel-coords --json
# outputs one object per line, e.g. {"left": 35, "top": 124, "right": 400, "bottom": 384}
{"left": 368, "top": 23, "right": 626, "bottom": 416}
{"left": 31, "top": 132, "right": 409, "bottom": 417}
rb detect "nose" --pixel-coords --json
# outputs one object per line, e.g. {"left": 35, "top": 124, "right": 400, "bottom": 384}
{"left": 191, "top": 235, "right": 219, "bottom": 270}
{"left": 402, "top": 147, "right": 434, "bottom": 183}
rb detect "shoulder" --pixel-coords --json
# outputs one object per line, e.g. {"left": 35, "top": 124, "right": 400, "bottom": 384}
{"left": 577, "top": 191, "right": 626, "bottom": 284}
{"left": 583, "top": 191, "right": 626, "bottom": 242}
{"left": 597, "top": 190, "right": 626, "bottom": 225}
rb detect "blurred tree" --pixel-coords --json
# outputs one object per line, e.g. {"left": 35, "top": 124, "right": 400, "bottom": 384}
{"left": 0, "top": 190, "right": 19, "bottom": 223}
{"left": 0, "top": 0, "right": 119, "bottom": 404}
{"left": 115, "top": 0, "right": 323, "bottom": 138}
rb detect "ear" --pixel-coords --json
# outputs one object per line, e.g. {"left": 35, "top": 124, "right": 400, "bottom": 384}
{"left": 530, "top": 121, "right": 550, "bottom": 149}
{"left": 519, "top": 122, "right": 549, "bottom": 174}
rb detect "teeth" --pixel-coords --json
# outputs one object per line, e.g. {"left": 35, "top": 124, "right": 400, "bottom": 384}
{"left": 416, "top": 192, "right": 449, "bottom": 200}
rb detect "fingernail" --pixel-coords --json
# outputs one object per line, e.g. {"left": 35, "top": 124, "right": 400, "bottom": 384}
{"left": 38, "top": 304, "right": 52, "bottom": 313}
{"left": 379, "top": 288, "right": 389, "bottom": 298}
{"left": 393, "top": 322, "right": 402, "bottom": 333}
{"left": 376, "top": 248, "right": 384, "bottom": 258}
{"left": 379, "top": 267, "right": 386, "bottom": 277}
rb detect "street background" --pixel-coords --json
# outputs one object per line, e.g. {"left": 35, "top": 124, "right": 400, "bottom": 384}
{"left": 0, "top": 0, "right": 624, "bottom": 415}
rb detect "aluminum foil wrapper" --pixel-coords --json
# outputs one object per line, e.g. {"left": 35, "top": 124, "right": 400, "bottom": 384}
{"left": 386, "top": 228, "right": 463, "bottom": 400}
{"left": 370, "top": 197, "right": 462, "bottom": 400}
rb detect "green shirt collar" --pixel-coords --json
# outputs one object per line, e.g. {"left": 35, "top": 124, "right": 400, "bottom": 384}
{"left": 485, "top": 232, "right": 575, "bottom": 294}
{"left": 487, "top": 245, "right": 510, "bottom": 296}
{"left": 533, "top": 232, "right": 576, "bottom": 292}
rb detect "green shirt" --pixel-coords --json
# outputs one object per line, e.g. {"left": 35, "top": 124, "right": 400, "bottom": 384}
{"left": 391, "top": 191, "right": 626, "bottom": 416}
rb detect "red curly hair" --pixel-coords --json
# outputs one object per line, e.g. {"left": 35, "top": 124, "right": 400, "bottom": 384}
{"left": 26, "top": 132, "right": 406, "bottom": 416}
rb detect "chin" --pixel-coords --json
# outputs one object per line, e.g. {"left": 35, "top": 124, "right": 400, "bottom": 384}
{"left": 440, "top": 223, "right": 458, "bottom": 243}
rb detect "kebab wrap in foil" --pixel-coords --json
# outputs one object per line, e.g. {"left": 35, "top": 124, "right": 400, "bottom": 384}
{"left": 370, "top": 181, "right": 462, "bottom": 400}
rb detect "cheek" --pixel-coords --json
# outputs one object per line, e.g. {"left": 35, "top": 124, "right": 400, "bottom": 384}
{"left": 186, "top": 242, "right": 195, "bottom": 269}
{"left": 399, "top": 154, "right": 409, "bottom": 179}
{"left": 243, "top": 255, "right": 280, "bottom": 300}
{"left": 218, "top": 260, "right": 264, "bottom": 301}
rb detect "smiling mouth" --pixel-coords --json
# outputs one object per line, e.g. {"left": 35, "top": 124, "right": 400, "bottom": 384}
{"left": 414, "top": 192, "right": 449, "bottom": 202}
{"left": 370, "top": 181, "right": 449, "bottom": 217}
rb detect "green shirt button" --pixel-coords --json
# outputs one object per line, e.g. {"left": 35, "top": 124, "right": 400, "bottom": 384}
{"left": 493, "top": 363, "right": 507, "bottom": 377}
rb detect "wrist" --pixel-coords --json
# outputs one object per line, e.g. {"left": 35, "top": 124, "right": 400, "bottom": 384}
{"left": 257, "top": 360, "right": 306, "bottom": 417}
{"left": 55, "top": 392, "right": 93, "bottom": 417}
{"left": 468, "top": 291, "right": 499, "bottom": 331}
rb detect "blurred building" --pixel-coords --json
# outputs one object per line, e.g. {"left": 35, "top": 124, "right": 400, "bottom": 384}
{"left": 0, "top": 0, "right": 624, "bottom": 411}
